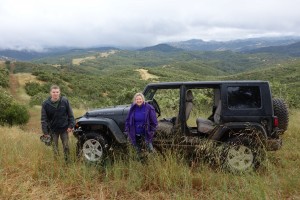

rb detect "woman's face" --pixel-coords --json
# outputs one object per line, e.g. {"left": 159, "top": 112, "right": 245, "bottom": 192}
{"left": 135, "top": 95, "right": 144, "bottom": 106}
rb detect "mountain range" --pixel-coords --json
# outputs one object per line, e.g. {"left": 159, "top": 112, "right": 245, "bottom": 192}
{"left": 1, "top": 36, "right": 300, "bottom": 61}
{"left": 167, "top": 36, "right": 300, "bottom": 51}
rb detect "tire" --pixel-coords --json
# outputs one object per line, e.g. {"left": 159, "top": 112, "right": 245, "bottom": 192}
{"left": 273, "top": 98, "right": 289, "bottom": 133}
{"left": 222, "top": 136, "right": 265, "bottom": 173}
{"left": 79, "top": 132, "right": 109, "bottom": 163}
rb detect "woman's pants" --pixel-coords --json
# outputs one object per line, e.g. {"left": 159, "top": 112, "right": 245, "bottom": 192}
{"left": 135, "top": 134, "right": 154, "bottom": 154}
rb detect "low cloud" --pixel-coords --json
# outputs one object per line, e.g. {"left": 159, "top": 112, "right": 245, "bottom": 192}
{"left": 0, "top": 0, "right": 299, "bottom": 51}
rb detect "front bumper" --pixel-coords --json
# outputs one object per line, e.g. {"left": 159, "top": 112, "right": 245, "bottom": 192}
{"left": 73, "top": 127, "right": 83, "bottom": 138}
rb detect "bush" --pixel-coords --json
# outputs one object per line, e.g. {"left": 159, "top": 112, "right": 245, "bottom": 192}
{"left": 0, "top": 68, "right": 9, "bottom": 88}
{"left": 0, "top": 88, "right": 30, "bottom": 126}
{"left": 25, "top": 82, "right": 45, "bottom": 96}
{"left": 114, "top": 87, "right": 139, "bottom": 105}
{"left": 3, "top": 104, "right": 30, "bottom": 126}
{"left": 29, "top": 92, "right": 49, "bottom": 107}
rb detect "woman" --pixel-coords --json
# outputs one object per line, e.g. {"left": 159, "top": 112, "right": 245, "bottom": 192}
{"left": 125, "top": 93, "right": 158, "bottom": 154}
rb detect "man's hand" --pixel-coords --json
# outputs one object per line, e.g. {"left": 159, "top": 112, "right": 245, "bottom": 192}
{"left": 67, "top": 128, "right": 73, "bottom": 133}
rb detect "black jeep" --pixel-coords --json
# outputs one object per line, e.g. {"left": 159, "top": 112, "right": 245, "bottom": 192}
{"left": 73, "top": 81, "right": 288, "bottom": 172}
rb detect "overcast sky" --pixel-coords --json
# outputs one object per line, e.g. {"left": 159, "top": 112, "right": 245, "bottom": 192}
{"left": 0, "top": 0, "right": 299, "bottom": 51}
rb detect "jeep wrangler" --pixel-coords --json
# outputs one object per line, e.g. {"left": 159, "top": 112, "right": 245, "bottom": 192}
{"left": 73, "top": 81, "right": 288, "bottom": 172}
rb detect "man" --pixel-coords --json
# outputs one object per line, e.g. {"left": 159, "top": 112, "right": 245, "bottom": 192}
{"left": 41, "top": 85, "right": 75, "bottom": 162}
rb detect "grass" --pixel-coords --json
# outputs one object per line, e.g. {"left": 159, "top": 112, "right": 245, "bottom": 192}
{"left": 0, "top": 110, "right": 300, "bottom": 199}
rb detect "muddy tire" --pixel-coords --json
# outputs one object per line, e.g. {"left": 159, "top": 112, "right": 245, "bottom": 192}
{"left": 222, "top": 137, "right": 265, "bottom": 173}
{"left": 273, "top": 98, "right": 289, "bottom": 133}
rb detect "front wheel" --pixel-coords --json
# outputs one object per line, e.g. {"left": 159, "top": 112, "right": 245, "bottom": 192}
{"left": 78, "top": 132, "right": 109, "bottom": 163}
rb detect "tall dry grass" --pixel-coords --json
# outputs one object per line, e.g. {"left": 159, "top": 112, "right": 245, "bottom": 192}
{"left": 0, "top": 110, "right": 299, "bottom": 199}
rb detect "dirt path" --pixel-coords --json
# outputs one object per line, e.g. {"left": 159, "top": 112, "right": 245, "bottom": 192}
{"left": 72, "top": 50, "right": 117, "bottom": 65}
{"left": 135, "top": 69, "right": 159, "bottom": 80}
{"left": 72, "top": 56, "right": 96, "bottom": 65}
{"left": 9, "top": 63, "right": 20, "bottom": 100}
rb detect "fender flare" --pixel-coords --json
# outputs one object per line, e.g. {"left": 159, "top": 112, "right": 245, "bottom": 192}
{"left": 210, "top": 122, "right": 268, "bottom": 143}
{"left": 78, "top": 117, "right": 127, "bottom": 143}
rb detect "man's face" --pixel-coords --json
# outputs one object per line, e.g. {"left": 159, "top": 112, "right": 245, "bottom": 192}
{"left": 50, "top": 89, "right": 60, "bottom": 101}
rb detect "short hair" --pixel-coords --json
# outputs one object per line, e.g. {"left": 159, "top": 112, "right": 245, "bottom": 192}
{"left": 133, "top": 92, "right": 145, "bottom": 104}
{"left": 50, "top": 85, "right": 60, "bottom": 92}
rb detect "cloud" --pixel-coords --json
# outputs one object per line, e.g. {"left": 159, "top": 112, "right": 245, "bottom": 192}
{"left": 0, "top": 0, "right": 299, "bottom": 50}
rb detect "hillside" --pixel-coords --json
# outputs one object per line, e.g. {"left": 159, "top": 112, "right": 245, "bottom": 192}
{"left": 28, "top": 47, "right": 295, "bottom": 78}
{"left": 247, "top": 41, "right": 300, "bottom": 57}
{"left": 7, "top": 50, "right": 300, "bottom": 110}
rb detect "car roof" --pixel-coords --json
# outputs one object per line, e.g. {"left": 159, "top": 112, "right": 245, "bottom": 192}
{"left": 145, "top": 80, "right": 269, "bottom": 88}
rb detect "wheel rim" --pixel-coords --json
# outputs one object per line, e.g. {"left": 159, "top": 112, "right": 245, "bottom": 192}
{"left": 82, "top": 139, "right": 103, "bottom": 162}
{"left": 226, "top": 145, "right": 254, "bottom": 171}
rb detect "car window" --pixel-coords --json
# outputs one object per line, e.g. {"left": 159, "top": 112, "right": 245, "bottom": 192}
{"left": 144, "top": 88, "right": 156, "bottom": 100}
{"left": 227, "top": 86, "right": 261, "bottom": 109}
{"left": 153, "top": 89, "right": 180, "bottom": 118}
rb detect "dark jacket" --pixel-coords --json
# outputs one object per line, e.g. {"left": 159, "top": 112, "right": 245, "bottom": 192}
{"left": 125, "top": 102, "right": 158, "bottom": 145}
{"left": 41, "top": 96, "right": 75, "bottom": 134}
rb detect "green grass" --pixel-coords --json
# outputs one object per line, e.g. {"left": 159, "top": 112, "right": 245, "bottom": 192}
{"left": 0, "top": 110, "right": 299, "bottom": 199}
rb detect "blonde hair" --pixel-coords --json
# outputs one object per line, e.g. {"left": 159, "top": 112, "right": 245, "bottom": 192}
{"left": 133, "top": 92, "right": 145, "bottom": 104}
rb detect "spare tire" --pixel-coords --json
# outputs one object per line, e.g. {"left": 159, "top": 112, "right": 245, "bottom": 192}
{"left": 273, "top": 98, "right": 289, "bottom": 133}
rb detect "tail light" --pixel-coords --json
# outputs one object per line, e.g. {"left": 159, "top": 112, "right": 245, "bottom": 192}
{"left": 75, "top": 122, "right": 79, "bottom": 129}
{"left": 273, "top": 116, "right": 279, "bottom": 127}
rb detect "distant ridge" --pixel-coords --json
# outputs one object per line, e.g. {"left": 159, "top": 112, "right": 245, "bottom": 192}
{"left": 168, "top": 36, "right": 300, "bottom": 52}
{"left": 139, "top": 44, "right": 183, "bottom": 52}
{"left": 0, "top": 50, "right": 45, "bottom": 61}
{"left": 246, "top": 41, "right": 300, "bottom": 56}
{"left": 0, "top": 47, "right": 119, "bottom": 61}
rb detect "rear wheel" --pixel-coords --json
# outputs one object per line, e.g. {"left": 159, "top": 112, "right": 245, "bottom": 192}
{"left": 79, "top": 132, "right": 109, "bottom": 163}
{"left": 222, "top": 136, "right": 265, "bottom": 173}
{"left": 273, "top": 98, "right": 289, "bottom": 133}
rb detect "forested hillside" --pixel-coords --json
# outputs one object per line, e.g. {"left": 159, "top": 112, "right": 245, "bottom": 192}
{"left": 4, "top": 46, "right": 299, "bottom": 109}
{"left": 33, "top": 48, "right": 293, "bottom": 75}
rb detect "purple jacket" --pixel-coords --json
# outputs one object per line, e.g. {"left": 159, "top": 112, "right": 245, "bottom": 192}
{"left": 125, "top": 102, "right": 158, "bottom": 145}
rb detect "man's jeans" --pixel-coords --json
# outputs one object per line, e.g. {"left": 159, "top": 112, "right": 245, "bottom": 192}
{"left": 52, "top": 131, "right": 70, "bottom": 161}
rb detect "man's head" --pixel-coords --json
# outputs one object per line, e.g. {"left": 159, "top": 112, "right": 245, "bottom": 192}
{"left": 50, "top": 85, "right": 60, "bottom": 101}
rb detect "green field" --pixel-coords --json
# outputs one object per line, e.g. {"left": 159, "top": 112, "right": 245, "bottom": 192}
{"left": 0, "top": 110, "right": 299, "bottom": 199}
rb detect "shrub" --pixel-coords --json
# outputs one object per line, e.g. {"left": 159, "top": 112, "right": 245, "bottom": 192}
{"left": 0, "top": 68, "right": 9, "bottom": 88}
{"left": 25, "top": 82, "right": 45, "bottom": 96}
{"left": 29, "top": 92, "right": 49, "bottom": 106}
{"left": 0, "top": 88, "right": 30, "bottom": 126}
{"left": 3, "top": 103, "right": 30, "bottom": 126}
{"left": 114, "top": 87, "right": 139, "bottom": 105}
